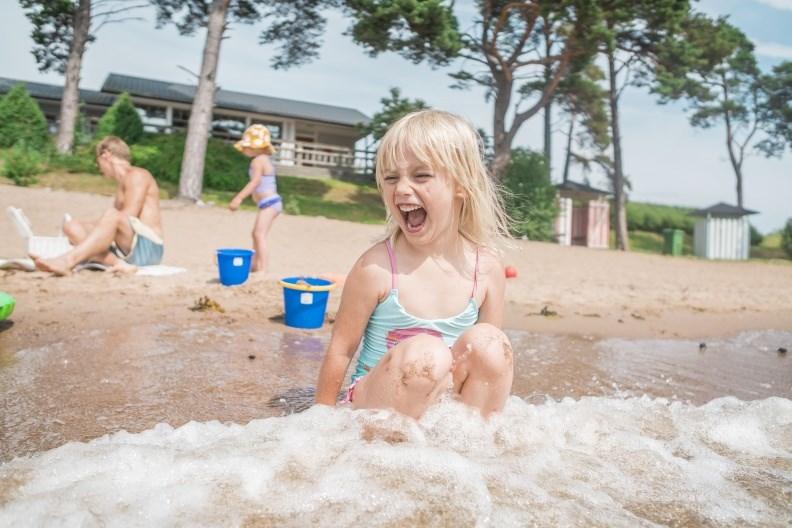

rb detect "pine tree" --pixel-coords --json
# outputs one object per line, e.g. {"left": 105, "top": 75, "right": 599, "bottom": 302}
{"left": 0, "top": 84, "right": 50, "bottom": 149}
{"left": 96, "top": 92, "right": 144, "bottom": 144}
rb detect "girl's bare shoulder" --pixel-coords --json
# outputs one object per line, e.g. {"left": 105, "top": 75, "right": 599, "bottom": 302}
{"left": 251, "top": 154, "right": 273, "bottom": 171}
{"left": 348, "top": 242, "right": 393, "bottom": 300}
{"left": 475, "top": 246, "right": 504, "bottom": 276}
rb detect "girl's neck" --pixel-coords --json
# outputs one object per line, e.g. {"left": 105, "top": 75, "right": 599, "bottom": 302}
{"left": 395, "top": 230, "right": 468, "bottom": 261}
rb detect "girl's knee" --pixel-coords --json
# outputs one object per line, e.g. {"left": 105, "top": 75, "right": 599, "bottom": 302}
{"left": 455, "top": 324, "right": 513, "bottom": 377}
{"left": 252, "top": 225, "right": 268, "bottom": 239}
{"left": 391, "top": 334, "right": 452, "bottom": 386}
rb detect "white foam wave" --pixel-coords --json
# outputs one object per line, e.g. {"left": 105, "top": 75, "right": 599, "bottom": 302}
{"left": 1, "top": 396, "right": 790, "bottom": 527}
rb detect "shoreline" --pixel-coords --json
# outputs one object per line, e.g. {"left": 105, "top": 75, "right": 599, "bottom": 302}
{"left": 506, "top": 306, "right": 792, "bottom": 340}
{"left": 1, "top": 184, "right": 791, "bottom": 350}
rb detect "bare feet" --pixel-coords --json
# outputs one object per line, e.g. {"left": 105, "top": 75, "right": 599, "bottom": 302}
{"left": 110, "top": 260, "right": 137, "bottom": 274}
{"left": 32, "top": 255, "right": 72, "bottom": 277}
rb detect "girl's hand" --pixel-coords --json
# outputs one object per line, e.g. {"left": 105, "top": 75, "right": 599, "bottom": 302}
{"left": 229, "top": 197, "right": 242, "bottom": 211}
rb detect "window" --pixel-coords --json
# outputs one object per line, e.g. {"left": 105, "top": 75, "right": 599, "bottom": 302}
{"left": 211, "top": 113, "right": 246, "bottom": 139}
{"left": 172, "top": 109, "right": 190, "bottom": 128}
{"left": 137, "top": 104, "right": 166, "bottom": 120}
{"left": 136, "top": 104, "right": 168, "bottom": 132}
{"left": 251, "top": 120, "right": 282, "bottom": 140}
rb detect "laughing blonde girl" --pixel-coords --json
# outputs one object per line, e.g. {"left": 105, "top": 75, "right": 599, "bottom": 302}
{"left": 315, "top": 110, "right": 513, "bottom": 419}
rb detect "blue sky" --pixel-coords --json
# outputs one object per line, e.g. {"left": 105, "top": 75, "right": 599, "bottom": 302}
{"left": 1, "top": 0, "right": 790, "bottom": 232}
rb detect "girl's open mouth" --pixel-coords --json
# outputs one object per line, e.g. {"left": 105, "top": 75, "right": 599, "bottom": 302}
{"left": 399, "top": 204, "right": 426, "bottom": 233}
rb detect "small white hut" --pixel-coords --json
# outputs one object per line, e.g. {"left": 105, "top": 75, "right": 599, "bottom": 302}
{"left": 691, "top": 202, "right": 757, "bottom": 260}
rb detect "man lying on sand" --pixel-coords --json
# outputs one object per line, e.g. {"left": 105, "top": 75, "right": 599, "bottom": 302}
{"left": 33, "top": 136, "right": 164, "bottom": 276}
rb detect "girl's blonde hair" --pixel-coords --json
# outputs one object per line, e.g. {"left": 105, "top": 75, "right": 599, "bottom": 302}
{"left": 375, "top": 109, "right": 511, "bottom": 250}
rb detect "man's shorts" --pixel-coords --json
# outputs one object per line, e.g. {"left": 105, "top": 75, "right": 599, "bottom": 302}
{"left": 111, "top": 216, "right": 164, "bottom": 266}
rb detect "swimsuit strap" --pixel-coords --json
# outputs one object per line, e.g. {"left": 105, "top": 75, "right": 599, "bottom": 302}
{"left": 471, "top": 247, "right": 480, "bottom": 299}
{"left": 384, "top": 239, "right": 398, "bottom": 289}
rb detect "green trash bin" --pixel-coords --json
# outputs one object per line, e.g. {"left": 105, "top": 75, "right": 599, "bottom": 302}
{"left": 662, "top": 228, "right": 684, "bottom": 256}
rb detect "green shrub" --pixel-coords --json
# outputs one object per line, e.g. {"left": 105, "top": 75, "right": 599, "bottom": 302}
{"left": 782, "top": 219, "right": 792, "bottom": 258}
{"left": 96, "top": 92, "right": 143, "bottom": 144}
{"left": 48, "top": 143, "right": 99, "bottom": 174}
{"left": 502, "top": 148, "right": 557, "bottom": 241}
{"left": 283, "top": 195, "right": 301, "bottom": 215}
{"left": 1, "top": 142, "right": 44, "bottom": 186}
{"left": 626, "top": 202, "right": 695, "bottom": 234}
{"left": 74, "top": 107, "right": 92, "bottom": 146}
{"left": 131, "top": 133, "right": 249, "bottom": 191}
{"left": 749, "top": 224, "right": 764, "bottom": 246}
{"left": 0, "top": 84, "right": 49, "bottom": 149}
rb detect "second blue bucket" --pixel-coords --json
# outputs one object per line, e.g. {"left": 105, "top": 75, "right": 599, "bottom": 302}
{"left": 279, "top": 277, "right": 336, "bottom": 329}
{"left": 217, "top": 248, "right": 254, "bottom": 286}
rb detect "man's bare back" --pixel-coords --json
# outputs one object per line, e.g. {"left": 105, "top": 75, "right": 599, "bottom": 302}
{"left": 116, "top": 165, "right": 163, "bottom": 241}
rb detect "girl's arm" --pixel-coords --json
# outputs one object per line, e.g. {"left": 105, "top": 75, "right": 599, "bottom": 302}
{"left": 315, "top": 249, "right": 387, "bottom": 405}
{"left": 229, "top": 156, "right": 270, "bottom": 210}
{"left": 475, "top": 250, "right": 506, "bottom": 327}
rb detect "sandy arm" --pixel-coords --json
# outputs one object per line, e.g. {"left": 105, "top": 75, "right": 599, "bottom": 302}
{"left": 314, "top": 247, "right": 388, "bottom": 405}
{"left": 475, "top": 250, "right": 506, "bottom": 327}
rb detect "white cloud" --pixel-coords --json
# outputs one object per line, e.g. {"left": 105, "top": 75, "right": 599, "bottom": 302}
{"left": 754, "top": 40, "right": 792, "bottom": 59}
{"left": 754, "top": 0, "right": 792, "bottom": 11}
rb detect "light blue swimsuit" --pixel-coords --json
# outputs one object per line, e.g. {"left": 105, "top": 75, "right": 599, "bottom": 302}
{"left": 352, "top": 239, "right": 480, "bottom": 381}
{"left": 250, "top": 156, "right": 281, "bottom": 211}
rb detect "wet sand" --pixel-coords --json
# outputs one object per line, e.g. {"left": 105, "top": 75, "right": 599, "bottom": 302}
{"left": 1, "top": 184, "right": 792, "bottom": 462}
{"left": 2, "top": 318, "right": 790, "bottom": 462}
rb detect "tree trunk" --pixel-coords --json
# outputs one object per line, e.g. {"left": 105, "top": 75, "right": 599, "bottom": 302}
{"left": 607, "top": 51, "right": 629, "bottom": 251}
{"left": 725, "top": 124, "right": 744, "bottom": 209}
{"left": 722, "top": 84, "right": 744, "bottom": 208}
{"left": 178, "top": 0, "right": 229, "bottom": 202}
{"left": 55, "top": 0, "right": 91, "bottom": 154}
{"left": 542, "top": 30, "right": 554, "bottom": 175}
{"left": 543, "top": 41, "right": 553, "bottom": 174}
{"left": 491, "top": 76, "right": 513, "bottom": 182}
{"left": 562, "top": 115, "right": 575, "bottom": 183}
{"left": 543, "top": 100, "right": 552, "bottom": 173}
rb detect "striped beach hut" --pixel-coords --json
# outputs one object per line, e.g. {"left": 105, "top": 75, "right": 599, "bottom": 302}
{"left": 554, "top": 181, "right": 612, "bottom": 249}
{"left": 691, "top": 202, "right": 757, "bottom": 260}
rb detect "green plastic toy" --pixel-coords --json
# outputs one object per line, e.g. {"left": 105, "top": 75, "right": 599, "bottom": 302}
{"left": 0, "top": 292, "right": 16, "bottom": 321}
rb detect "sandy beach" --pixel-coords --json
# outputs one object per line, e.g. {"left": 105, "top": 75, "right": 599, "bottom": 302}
{"left": 2, "top": 184, "right": 791, "bottom": 526}
{"left": 1, "top": 184, "right": 791, "bottom": 352}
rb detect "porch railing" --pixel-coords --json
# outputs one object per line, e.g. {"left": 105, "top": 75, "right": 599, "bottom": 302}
{"left": 270, "top": 139, "right": 374, "bottom": 175}
{"left": 138, "top": 122, "right": 374, "bottom": 177}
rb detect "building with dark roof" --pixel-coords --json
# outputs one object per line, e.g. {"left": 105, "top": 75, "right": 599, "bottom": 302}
{"left": 554, "top": 179, "right": 612, "bottom": 249}
{"left": 690, "top": 202, "right": 758, "bottom": 260}
{"left": 0, "top": 73, "right": 373, "bottom": 178}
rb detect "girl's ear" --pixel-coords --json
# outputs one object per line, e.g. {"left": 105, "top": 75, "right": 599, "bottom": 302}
{"left": 454, "top": 183, "right": 467, "bottom": 199}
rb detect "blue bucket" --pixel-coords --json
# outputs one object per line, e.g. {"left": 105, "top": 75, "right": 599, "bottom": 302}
{"left": 279, "top": 277, "right": 337, "bottom": 329}
{"left": 216, "top": 248, "right": 254, "bottom": 286}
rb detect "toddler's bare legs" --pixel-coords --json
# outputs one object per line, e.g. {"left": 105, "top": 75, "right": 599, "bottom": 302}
{"left": 451, "top": 323, "right": 513, "bottom": 417}
{"left": 251, "top": 207, "right": 278, "bottom": 273}
{"left": 353, "top": 334, "right": 453, "bottom": 419}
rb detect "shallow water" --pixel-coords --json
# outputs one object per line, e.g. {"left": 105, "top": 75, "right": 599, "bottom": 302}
{"left": 1, "top": 326, "right": 790, "bottom": 526}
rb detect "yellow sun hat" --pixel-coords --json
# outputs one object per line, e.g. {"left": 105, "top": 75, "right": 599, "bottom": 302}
{"left": 234, "top": 124, "right": 276, "bottom": 154}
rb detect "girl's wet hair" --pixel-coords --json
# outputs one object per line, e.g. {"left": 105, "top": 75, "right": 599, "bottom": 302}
{"left": 375, "top": 109, "right": 511, "bottom": 249}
